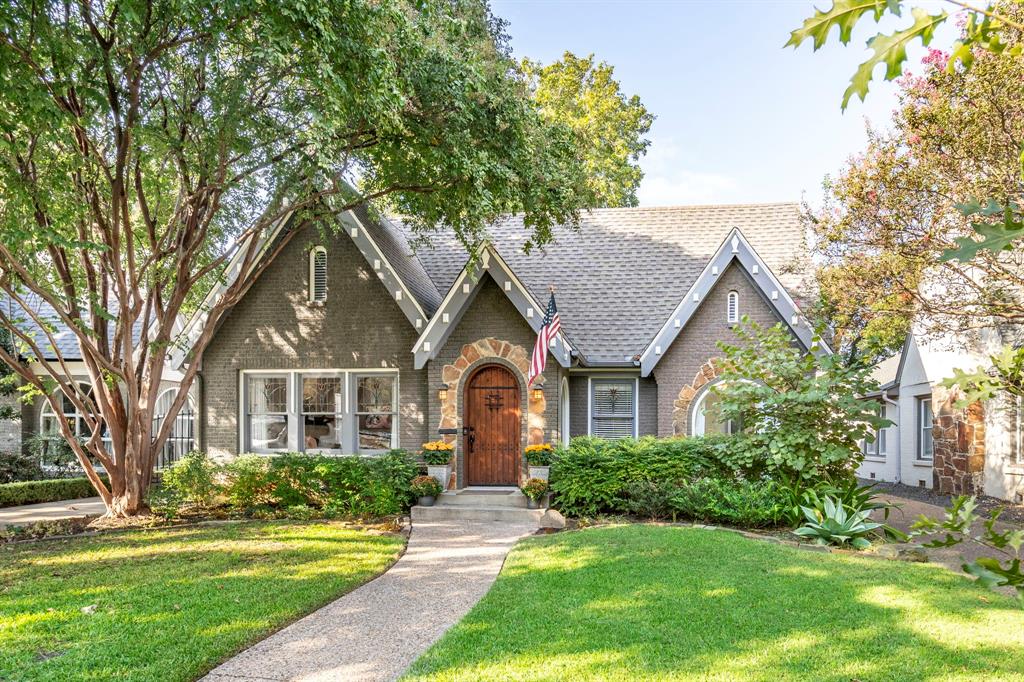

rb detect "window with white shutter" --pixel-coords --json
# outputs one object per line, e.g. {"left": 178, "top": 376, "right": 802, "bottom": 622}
{"left": 309, "top": 246, "right": 327, "bottom": 303}
{"left": 590, "top": 380, "right": 635, "bottom": 439}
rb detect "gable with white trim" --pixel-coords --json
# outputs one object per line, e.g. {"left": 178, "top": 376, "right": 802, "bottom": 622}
{"left": 639, "top": 228, "right": 827, "bottom": 377}
{"left": 412, "top": 245, "right": 574, "bottom": 370}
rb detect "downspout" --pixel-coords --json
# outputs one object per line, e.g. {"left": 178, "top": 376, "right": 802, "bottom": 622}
{"left": 881, "top": 388, "right": 900, "bottom": 483}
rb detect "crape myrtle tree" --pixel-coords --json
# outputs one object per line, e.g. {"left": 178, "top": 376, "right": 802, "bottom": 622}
{"left": 791, "top": 0, "right": 1024, "bottom": 597}
{"left": 0, "top": 0, "right": 594, "bottom": 517}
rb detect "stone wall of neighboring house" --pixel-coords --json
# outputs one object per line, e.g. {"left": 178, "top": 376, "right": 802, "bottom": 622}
{"left": 931, "top": 385, "right": 986, "bottom": 495}
{"left": 200, "top": 222, "right": 428, "bottom": 458}
{"left": 426, "top": 273, "right": 562, "bottom": 488}
{"left": 651, "top": 262, "right": 788, "bottom": 436}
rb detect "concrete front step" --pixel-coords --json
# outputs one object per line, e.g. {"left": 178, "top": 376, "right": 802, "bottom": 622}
{"left": 411, "top": 504, "right": 545, "bottom": 524}
{"left": 439, "top": 490, "right": 529, "bottom": 508}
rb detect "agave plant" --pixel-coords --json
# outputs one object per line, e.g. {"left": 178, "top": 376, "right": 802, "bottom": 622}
{"left": 793, "top": 495, "right": 882, "bottom": 550}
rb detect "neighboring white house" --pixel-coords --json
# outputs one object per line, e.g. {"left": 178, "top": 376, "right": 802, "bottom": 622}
{"left": 858, "top": 332, "right": 1024, "bottom": 504}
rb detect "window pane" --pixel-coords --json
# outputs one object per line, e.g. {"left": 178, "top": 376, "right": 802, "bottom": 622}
{"left": 358, "top": 413, "right": 393, "bottom": 451}
{"left": 305, "top": 415, "right": 342, "bottom": 450}
{"left": 593, "top": 382, "right": 633, "bottom": 417}
{"left": 357, "top": 376, "right": 394, "bottom": 412}
{"left": 701, "top": 392, "right": 729, "bottom": 435}
{"left": 303, "top": 377, "right": 341, "bottom": 413}
{"left": 249, "top": 377, "right": 288, "bottom": 413}
{"left": 592, "top": 417, "right": 634, "bottom": 439}
{"left": 250, "top": 414, "right": 289, "bottom": 450}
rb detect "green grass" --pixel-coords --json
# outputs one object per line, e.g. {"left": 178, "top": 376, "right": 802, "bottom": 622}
{"left": 404, "top": 525, "right": 1024, "bottom": 681}
{"left": 0, "top": 521, "right": 404, "bottom": 681}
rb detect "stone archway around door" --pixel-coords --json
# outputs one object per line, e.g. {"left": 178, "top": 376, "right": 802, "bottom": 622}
{"left": 437, "top": 337, "right": 547, "bottom": 488}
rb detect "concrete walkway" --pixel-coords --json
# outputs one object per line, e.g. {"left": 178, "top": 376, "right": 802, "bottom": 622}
{"left": 0, "top": 497, "right": 105, "bottom": 527}
{"left": 202, "top": 519, "right": 537, "bottom": 682}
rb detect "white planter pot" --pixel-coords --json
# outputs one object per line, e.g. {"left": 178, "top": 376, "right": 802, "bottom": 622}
{"left": 427, "top": 465, "right": 451, "bottom": 490}
{"left": 528, "top": 465, "right": 550, "bottom": 481}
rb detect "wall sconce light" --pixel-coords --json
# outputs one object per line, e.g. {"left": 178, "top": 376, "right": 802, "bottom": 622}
{"left": 438, "top": 384, "right": 449, "bottom": 402}
{"left": 531, "top": 382, "right": 544, "bottom": 402}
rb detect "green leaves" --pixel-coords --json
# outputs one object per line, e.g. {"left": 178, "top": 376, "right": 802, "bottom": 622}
{"left": 910, "top": 495, "right": 1024, "bottom": 598}
{"left": 785, "top": 0, "right": 897, "bottom": 51}
{"left": 788, "top": 1, "right": 953, "bottom": 109}
{"left": 941, "top": 344, "right": 1024, "bottom": 407}
{"left": 843, "top": 7, "right": 947, "bottom": 109}
{"left": 942, "top": 199, "right": 1024, "bottom": 262}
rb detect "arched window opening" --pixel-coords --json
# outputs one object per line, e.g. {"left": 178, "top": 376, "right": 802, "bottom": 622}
{"left": 727, "top": 290, "right": 739, "bottom": 324}
{"left": 309, "top": 246, "right": 327, "bottom": 303}
{"left": 152, "top": 389, "right": 197, "bottom": 470}
{"left": 691, "top": 381, "right": 744, "bottom": 436}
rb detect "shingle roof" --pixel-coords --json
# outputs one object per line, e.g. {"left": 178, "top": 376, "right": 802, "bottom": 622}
{"left": 392, "top": 203, "right": 810, "bottom": 362}
{"left": 352, "top": 205, "right": 442, "bottom": 316}
{"left": 2, "top": 292, "right": 144, "bottom": 361}
{"left": 869, "top": 352, "right": 903, "bottom": 390}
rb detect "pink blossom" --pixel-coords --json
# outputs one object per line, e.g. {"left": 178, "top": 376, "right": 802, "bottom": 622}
{"left": 922, "top": 48, "right": 949, "bottom": 68}
{"left": 908, "top": 134, "right": 921, "bottom": 145}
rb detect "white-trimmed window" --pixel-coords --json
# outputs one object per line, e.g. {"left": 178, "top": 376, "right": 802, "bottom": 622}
{"left": 302, "top": 375, "right": 344, "bottom": 452}
{"left": 242, "top": 370, "right": 398, "bottom": 454}
{"left": 692, "top": 382, "right": 742, "bottom": 436}
{"left": 863, "top": 403, "right": 886, "bottom": 458}
{"left": 39, "top": 382, "right": 111, "bottom": 443}
{"left": 917, "top": 397, "right": 934, "bottom": 460}
{"left": 355, "top": 375, "right": 396, "bottom": 454}
{"left": 152, "top": 388, "right": 197, "bottom": 468}
{"left": 247, "top": 375, "right": 291, "bottom": 452}
{"left": 309, "top": 246, "right": 327, "bottom": 303}
{"left": 590, "top": 379, "right": 636, "bottom": 439}
{"left": 727, "top": 290, "right": 739, "bottom": 324}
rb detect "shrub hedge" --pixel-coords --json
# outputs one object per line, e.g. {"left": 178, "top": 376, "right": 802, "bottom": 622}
{"left": 156, "top": 450, "right": 419, "bottom": 518}
{"left": 0, "top": 476, "right": 105, "bottom": 507}
{"left": 549, "top": 436, "right": 731, "bottom": 517}
{"left": 549, "top": 435, "right": 795, "bottom": 527}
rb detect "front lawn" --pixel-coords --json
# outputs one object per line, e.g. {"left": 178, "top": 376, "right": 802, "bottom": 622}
{"left": 0, "top": 521, "right": 404, "bottom": 681}
{"left": 405, "top": 525, "right": 1024, "bottom": 681}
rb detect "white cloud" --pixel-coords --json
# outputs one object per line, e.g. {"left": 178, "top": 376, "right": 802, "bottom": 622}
{"left": 636, "top": 136, "right": 738, "bottom": 206}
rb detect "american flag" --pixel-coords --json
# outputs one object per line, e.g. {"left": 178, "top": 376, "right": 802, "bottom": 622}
{"left": 529, "top": 291, "right": 560, "bottom": 385}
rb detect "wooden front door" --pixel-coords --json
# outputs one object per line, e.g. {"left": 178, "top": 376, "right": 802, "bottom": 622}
{"left": 464, "top": 364, "right": 521, "bottom": 486}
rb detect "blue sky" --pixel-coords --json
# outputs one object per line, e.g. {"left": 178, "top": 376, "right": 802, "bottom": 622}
{"left": 492, "top": 0, "right": 957, "bottom": 209}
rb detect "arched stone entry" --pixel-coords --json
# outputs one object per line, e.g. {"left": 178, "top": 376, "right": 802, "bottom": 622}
{"left": 437, "top": 337, "right": 547, "bottom": 488}
{"left": 672, "top": 359, "right": 723, "bottom": 435}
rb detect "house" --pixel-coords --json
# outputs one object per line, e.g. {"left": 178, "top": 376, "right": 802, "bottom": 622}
{"left": 857, "top": 332, "right": 1024, "bottom": 504}
{"left": 172, "top": 202, "right": 819, "bottom": 489}
{"left": 0, "top": 293, "right": 196, "bottom": 468}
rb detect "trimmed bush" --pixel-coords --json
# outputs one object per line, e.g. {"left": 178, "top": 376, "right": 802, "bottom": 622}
{"left": 549, "top": 436, "right": 727, "bottom": 517}
{"left": 0, "top": 477, "right": 105, "bottom": 507}
{"left": 161, "top": 451, "right": 219, "bottom": 505}
{"left": 0, "top": 450, "right": 44, "bottom": 484}
{"left": 669, "top": 478, "right": 786, "bottom": 528}
{"left": 218, "top": 450, "right": 418, "bottom": 517}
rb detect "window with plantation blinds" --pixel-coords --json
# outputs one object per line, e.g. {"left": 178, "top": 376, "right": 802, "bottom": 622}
{"left": 309, "top": 246, "right": 327, "bottom": 303}
{"left": 591, "top": 380, "right": 635, "bottom": 439}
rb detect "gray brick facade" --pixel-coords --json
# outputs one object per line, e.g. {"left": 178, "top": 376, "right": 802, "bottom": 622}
{"left": 200, "top": 222, "right": 428, "bottom": 457}
{"left": 651, "top": 262, "right": 789, "bottom": 436}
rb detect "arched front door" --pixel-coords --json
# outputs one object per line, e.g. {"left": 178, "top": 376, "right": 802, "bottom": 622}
{"left": 464, "top": 364, "right": 521, "bottom": 485}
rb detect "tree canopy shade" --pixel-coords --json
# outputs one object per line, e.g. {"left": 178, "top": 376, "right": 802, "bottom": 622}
{"left": 523, "top": 51, "right": 653, "bottom": 208}
{"left": 0, "top": 0, "right": 592, "bottom": 516}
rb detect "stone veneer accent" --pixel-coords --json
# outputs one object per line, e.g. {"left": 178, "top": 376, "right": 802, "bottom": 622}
{"left": 437, "top": 337, "right": 545, "bottom": 489}
{"left": 932, "top": 385, "right": 985, "bottom": 495}
{"left": 671, "top": 359, "right": 723, "bottom": 435}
